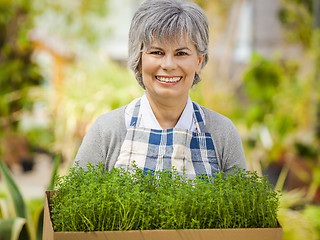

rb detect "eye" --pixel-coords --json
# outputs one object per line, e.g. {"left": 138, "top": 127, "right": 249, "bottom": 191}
{"left": 176, "top": 51, "right": 188, "bottom": 56}
{"left": 149, "top": 51, "right": 164, "bottom": 55}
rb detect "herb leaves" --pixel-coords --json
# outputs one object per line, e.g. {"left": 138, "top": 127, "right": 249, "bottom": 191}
{"left": 51, "top": 163, "right": 279, "bottom": 232}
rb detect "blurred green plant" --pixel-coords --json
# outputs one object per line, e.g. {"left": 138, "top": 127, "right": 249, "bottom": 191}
{"left": 53, "top": 59, "right": 143, "bottom": 165}
{"left": 279, "top": 0, "right": 320, "bottom": 141}
{"left": 0, "top": 0, "right": 42, "bottom": 128}
{"left": 303, "top": 204, "right": 320, "bottom": 237}
{"left": 277, "top": 190, "right": 320, "bottom": 240}
{"left": 239, "top": 3, "right": 320, "bottom": 238}
{"left": 0, "top": 156, "right": 60, "bottom": 240}
{"left": 241, "top": 51, "right": 320, "bottom": 205}
{"left": 242, "top": 53, "right": 283, "bottom": 127}
{"left": 278, "top": 0, "right": 314, "bottom": 47}
{"left": 192, "top": 0, "right": 233, "bottom": 13}
{"left": 1, "top": 0, "right": 115, "bottom": 166}
{"left": 0, "top": 0, "right": 43, "bottom": 163}
{"left": 31, "top": 0, "right": 110, "bottom": 53}
{"left": 241, "top": 53, "right": 313, "bottom": 152}
{"left": 21, "top": 127, "right": 54, "bottom": 153}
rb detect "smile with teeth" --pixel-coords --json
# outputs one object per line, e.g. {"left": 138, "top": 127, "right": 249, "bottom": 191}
{"left": 156, "top": 76, "right": 182, "bottom": 83}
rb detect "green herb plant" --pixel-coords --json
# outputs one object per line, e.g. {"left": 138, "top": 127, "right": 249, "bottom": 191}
{"left": 51, "top": 163, "right": 280, "bottom": 232}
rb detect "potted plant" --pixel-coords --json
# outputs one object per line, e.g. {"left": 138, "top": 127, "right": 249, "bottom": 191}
{"left": 43, "top": 163, "right": 282, "bottom": 240}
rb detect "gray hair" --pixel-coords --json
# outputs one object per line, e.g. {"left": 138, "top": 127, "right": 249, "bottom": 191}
{"left": 128, "top": 0, "right": 209, "bottom": 78}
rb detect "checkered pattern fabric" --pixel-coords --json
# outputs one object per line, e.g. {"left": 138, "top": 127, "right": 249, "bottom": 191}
{"left": 115, "top": 99, "right": 219, "bottom": 178}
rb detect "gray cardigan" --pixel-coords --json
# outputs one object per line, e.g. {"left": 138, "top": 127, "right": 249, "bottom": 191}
{"left": 74, "top": 105, "right": 247, "bottom": 174}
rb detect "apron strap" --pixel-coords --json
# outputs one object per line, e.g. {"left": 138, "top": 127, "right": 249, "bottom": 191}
{"left": 130, "top": 99, "right": 142, "bottom": 127}
{"left": 192, "top": 102, "right": 206, "bottom": 133}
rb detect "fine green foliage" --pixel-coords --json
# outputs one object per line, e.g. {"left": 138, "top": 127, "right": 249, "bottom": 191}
{"left": 51, "top": 163, "right": 280, "bottom": 232}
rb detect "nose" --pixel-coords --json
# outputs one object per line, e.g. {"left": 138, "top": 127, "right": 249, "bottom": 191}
{"left": 161, "top": 54, "right": 177, "bottom": 70}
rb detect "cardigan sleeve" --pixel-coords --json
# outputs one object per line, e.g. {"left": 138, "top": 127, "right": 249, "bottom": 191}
{"left": 201, "top": 106, "right": 247, "bottom": 174}
{"left": 220, "top": 121, "right": 247, "bottom": 173}
{"left": 73, "top": 106, "right": 127, "bottom": 170}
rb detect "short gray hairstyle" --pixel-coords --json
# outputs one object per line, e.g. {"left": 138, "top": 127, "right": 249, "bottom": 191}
{"left": 128, "top": 0, "right": 209, "bottom": 76}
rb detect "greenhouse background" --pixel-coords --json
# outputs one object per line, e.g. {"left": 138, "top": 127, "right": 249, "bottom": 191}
{"left": 0, "top": 0, "right": 320, "bottom": 239}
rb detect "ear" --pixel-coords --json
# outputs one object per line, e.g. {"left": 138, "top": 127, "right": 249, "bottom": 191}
{"left": 196, "top": 54, "right": 206, "bottom": 73}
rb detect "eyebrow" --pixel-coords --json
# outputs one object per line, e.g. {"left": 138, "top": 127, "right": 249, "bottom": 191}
{"left": 148, "top": 46, "right": 192, "bottom": 52}
{"left": 176, "top": 47, "right": 192, "bottom": 51}
{"left": 148, "top": 46, "right": 163, "bottom": 51}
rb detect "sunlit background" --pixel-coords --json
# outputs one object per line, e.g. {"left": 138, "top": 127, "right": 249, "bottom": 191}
{"left": 0, "top": 0, "right": 319, "bottom": 239}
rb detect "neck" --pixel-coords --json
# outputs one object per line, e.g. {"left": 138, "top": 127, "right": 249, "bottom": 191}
{"left": 145, "top": 92, "right": 188, "bottom": 130}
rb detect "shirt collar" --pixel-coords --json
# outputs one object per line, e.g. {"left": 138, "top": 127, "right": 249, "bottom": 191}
{"left": 140, "top": 93, "right": 194, "bottom": 130}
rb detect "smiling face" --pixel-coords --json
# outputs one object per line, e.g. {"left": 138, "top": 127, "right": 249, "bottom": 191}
{"left": 140, "top": 38, "right": 205, "bottom": 106}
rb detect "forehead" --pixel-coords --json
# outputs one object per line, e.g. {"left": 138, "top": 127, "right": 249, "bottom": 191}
{"left": 147, "top": 37, "right": 197, "bottom": 51}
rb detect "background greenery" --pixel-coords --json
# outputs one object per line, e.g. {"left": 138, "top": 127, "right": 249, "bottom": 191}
{"left": 0, "top": 0, "right": 319, "bottom": 239}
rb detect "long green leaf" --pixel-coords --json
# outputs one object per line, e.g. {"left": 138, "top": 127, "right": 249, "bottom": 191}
{"left": 35, "top": 209, "right": 43, "bottom": 240}
{"left": 0, "top": 198, "right": 10, "bottom": 219}
{"left": 27, "top": 198, "right": 44, "bottom": 240}
{"left": 47, "top": 155, "right": 61, "bottom": 191}
{"left": 0, "top": 218, "right": 26, "bottom": 240}
{"left": 0, "top": 160, "right": 26, "bottom": 218}
{"left": 0, "top": 160, "right": 34, "bottom": 240}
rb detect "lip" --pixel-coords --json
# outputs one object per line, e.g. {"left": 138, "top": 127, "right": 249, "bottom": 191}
{"left": 155, "top": 75, "right": 182, "bottom": 85}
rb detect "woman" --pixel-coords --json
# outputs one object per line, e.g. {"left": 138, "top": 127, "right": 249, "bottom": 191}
{"left": 74, "top": 0, "right": 246, "bottom": 177}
